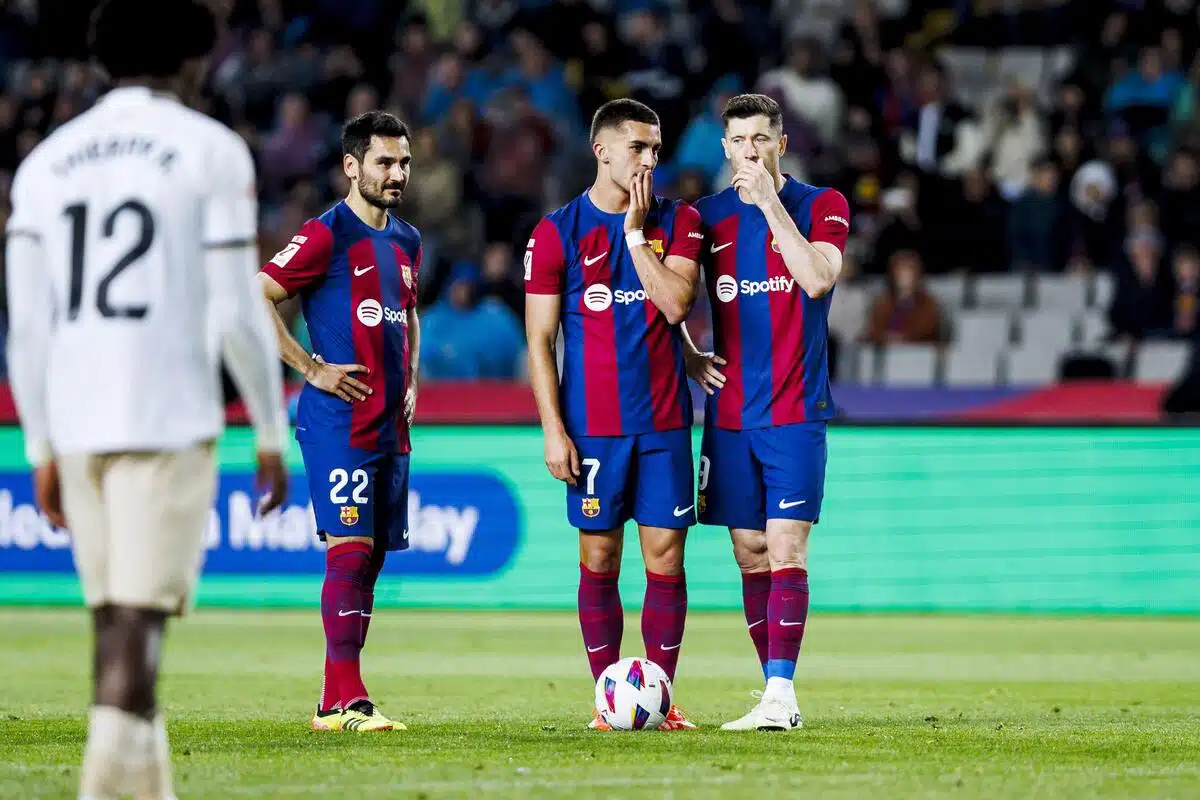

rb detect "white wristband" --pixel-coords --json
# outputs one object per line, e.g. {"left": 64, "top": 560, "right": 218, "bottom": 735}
{"left": 625, "top": 229, "right": 647, "bottom": 248}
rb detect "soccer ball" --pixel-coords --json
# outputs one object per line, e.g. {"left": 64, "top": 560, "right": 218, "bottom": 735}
{"left": 594, "top": 657, "right": 673, "bottom": 730}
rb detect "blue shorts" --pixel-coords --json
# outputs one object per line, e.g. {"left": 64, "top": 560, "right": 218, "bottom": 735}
{"left": 299, "top": 442, "right": 411, "bottom": 552}
{"left": 698, "top": 421, "right": 827, "bottom": 530}
{"left": 567, "top": 428, "right": 696, "bottom": 531}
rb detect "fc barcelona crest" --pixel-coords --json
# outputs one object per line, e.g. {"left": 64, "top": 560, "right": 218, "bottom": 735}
{"left": 581, "top": 497, "right": 601, "bottom": 518}
{"left": 401, "top": 264, "right": 414, "bottom": 289}
{"left": 340, "top": 506, "right": 359, "bottom": 526}
{"left": 649, "top": 239, "right": 664, "bottom": 258}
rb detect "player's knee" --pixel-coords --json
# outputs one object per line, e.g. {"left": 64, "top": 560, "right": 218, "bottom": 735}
{"left": 765, "top": 521, "right": 810, "bottom": 571}
{"left": 730, "top": 528, "right": 769, "bottom": 573}
{"left": 579, "top": 532, "right": 622, "bottom": 574}
{"left": 640, "top": 529, "right": 685, "bottom": 575}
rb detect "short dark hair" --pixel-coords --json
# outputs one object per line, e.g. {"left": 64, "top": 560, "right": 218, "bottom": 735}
{"left": 722, "top": 93, "right": 784, "bottom": 132}
{"left": 589, "top": 99, "right": 660, "bottom": 144}
{"left": 341, "top": 111, "right": 411, "bottom": 163}
{"left": 90, "top": 0, "right": 218, "bottom": 79}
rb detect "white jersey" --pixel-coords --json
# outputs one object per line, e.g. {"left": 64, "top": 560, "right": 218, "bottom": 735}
{"left": 5, "top": 87, "right": 285, "bottom": 461}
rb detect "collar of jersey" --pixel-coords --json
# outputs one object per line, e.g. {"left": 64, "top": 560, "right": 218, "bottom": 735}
{"left": 100, "top": 86, "right": 175, "bottom": 107}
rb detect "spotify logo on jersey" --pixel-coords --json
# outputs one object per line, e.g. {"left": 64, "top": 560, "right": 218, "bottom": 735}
{"left": 357, "top": 299, "right": 383, "bottom": 326}
{"left": 715, "top": 274, "right": 739, "bottom": 303}
{"left": 583, "top": 284, "right": 613, "bottom": 312}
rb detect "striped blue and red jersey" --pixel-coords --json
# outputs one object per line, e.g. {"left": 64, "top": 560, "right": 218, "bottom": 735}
{"left": 259, "top": 201, "right": 420, "bottom": 453}
{"left": 525, "top": 190, "right": 703, "bottom": 437}
{"left": 696, "top": 176, "right": 850, "bottom": 430}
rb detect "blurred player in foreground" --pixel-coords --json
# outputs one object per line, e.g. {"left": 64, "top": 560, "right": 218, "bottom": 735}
{"left": 4, "top": 0, "right": 289, "bottom": 795}
{"left": 525, "top": 99, "right": 702, "bottom": 730}
{"left": 684, "top": 94, "right": 850, "bottom": 730}
{"left": 259, "top": 111, "right": 420, "bottom": 733}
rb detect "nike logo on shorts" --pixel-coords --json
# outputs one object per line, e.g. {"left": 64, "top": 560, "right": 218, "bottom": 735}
{"left": 778, "top": 499, "right": 807, "bottom": 510}
{"left": 673, "top": 505, "right": 694, "bottom": 517}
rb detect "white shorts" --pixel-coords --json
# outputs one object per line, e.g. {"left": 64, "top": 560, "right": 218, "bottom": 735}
{"left": 58, "top": 443, "right": 217, "bottom": 615}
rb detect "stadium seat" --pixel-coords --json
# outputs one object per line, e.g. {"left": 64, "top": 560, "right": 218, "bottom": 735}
{"left": 1033, "top": 274, "right": 1088, "bottom": 312}
{"left": 1090, "top": 272, "right": 1115, "bottom": 309}
{"left": 972, "top": 273, "right": 1029, "bottom": 309}
{"left": 1133, "top": 341, "right": 1192, "bottom": 382}
{"left": 951, "top": 309, "right": 1013, "bottom": 351}
{"left": 879, "top": 344, "right": 940, "bottom": 387}
{"left": 1016, "top": 310, "right": 1075, "bottom": 351}
{"left": 852, "top": 344, "right": 880, "bottom": 384}
{"left": 941, "top": 344, "right": 1000, "bottom": 387}
{"left": 1004, "top": 344, "right": 1063, "bottom": 385}
{"left": 1076, "top": 311, "right": 1110, "bottom": 347}
{"left": 926, "top": 274, "right": 967, "bottom": 308}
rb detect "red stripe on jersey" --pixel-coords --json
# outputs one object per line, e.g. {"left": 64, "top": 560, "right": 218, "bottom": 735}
{"left": 767, "top": 235, "right": 807, "bottom": 425}
{"left": 709, "top": 215, "right": 743, "bottom": 429}
{"left": 390, "top": 242, "right": 415, "bottom": 454}
{"left": 347, "top": 239, "right": 386, "bottom": 451}
{"left": 579, "top": 226, "right": 622, "bottom": 436}
{"left": 643, "top": 224, "right": 682, "bottom": 431}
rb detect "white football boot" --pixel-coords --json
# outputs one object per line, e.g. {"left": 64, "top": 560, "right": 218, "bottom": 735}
{"left": 721, "top": 690, "right": 803, "bottom": 731}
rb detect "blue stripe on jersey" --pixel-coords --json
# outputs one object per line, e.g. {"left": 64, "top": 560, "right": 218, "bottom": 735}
{"left": 735, "top": 206, "right": 773, "bottom": 430}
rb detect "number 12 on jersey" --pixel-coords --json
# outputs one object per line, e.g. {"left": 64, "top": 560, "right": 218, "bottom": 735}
{"left": 62, "top": 199, "right": 156, "bottom": 321}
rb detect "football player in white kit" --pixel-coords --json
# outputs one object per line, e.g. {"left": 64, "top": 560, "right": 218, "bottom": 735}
{"left": 4, "top": 1, "right": 289, "bottom": 797}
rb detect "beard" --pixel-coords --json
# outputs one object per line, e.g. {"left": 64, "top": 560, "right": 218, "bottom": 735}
{"left": 359, "top": 177, "right": 405, "bottom": 209}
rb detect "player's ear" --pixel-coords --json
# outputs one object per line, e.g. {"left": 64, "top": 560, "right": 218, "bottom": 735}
{"left": 593, "top": 139, "right": 608, "bottom": 164}
{"left": 720, "top": 138, "right": 732, "bottom": 160}
{"left": 777, "top": 133, "right": 788, "bottom": 159}
{"left": 343, "top": 153, "right": 359, "bottom": 183}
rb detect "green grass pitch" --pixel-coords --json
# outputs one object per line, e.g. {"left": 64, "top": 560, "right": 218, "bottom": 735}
{"left": 1, "top": 609, "right": 1198, "bottom": 798}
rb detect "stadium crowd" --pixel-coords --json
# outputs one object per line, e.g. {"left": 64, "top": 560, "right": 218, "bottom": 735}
{"left": 2, "top": 0, "right": 1200, "bottom": 394}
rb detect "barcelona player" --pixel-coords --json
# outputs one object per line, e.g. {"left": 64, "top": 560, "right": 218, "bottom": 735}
{"left": 259, "top": 111, "right": 420, "bottom": 732}
{"left": 525, "top": 99, "right": 703, "bottom": 730}
{"left": 683, "top": 94, "right": 850, "bottom": 730}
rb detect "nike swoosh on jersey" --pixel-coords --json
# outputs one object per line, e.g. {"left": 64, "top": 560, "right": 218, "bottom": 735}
{"left": 710, "top": 242, "right": 733, "bottom": 253}
{"left": 353, "top": 264, "right": 376, "bottom": 276}
{"left": 583, "top": 252, "right": 608, "bottom": 266}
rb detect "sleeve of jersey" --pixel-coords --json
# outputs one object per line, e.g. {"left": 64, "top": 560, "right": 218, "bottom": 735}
{"left": 259, "top": 218, "right": 334, "bottom": 295}
{"left": 666, "top": 202, "right": 704, "bottom": 262}
{"left": 202, "top": 133, "right": 258, "bottom": 248}
{"left": 524, "top": 217, "right": 566, "bottom": 295}
{"left": 806, "top": 190, "right": 852, "bottom": 252}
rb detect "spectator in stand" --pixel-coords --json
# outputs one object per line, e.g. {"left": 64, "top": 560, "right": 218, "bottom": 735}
{"left": 828, "top": 250, "right": 869, "bottom": 377}
{"left": 947, "top": 167, "right": 1009, "bottom": 273}
{"left": 1158, "top": 148, "right": 1200, "bottom": 251}
{"left": 1068, "top": 157, "right": 1119, "bottom": 271}
{"left": 1009, "top": 157, "right": 1064, "bottom": 272}
{"left": 872, "top": 179, "right": 925, "bottom": 275}
{"left": 477, "top": 241, "right": 524, "bottom": 321}
{"left": 420, "top": 261, "right": 524, "bottom": 380}
{"left": 863, "top": 250, "right": 946, "bottom": 346}
{"left": 260, "top": 92, "right": 326, "bottom": 200}
{"left": 981, "top": 80, "right": 1047, "bottom": 200}
{"left": 1109, "top": 229, "right": 1173, "bottom": 341}
{"left": 1106, "top": 46, "right": 1185, "bottom": 161}
{"left": 758, "top": 36, "right": 845, "bottom": 150}
{"left": 671, "top": 77, "right": 741, "bottom": 191}
{"left": 1170, "top": 246, "right": 1200, "bottom": 340}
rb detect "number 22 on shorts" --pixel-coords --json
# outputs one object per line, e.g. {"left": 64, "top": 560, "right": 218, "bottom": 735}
{"left": 329, "top": 468, "right": 369, "bottom": 504}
